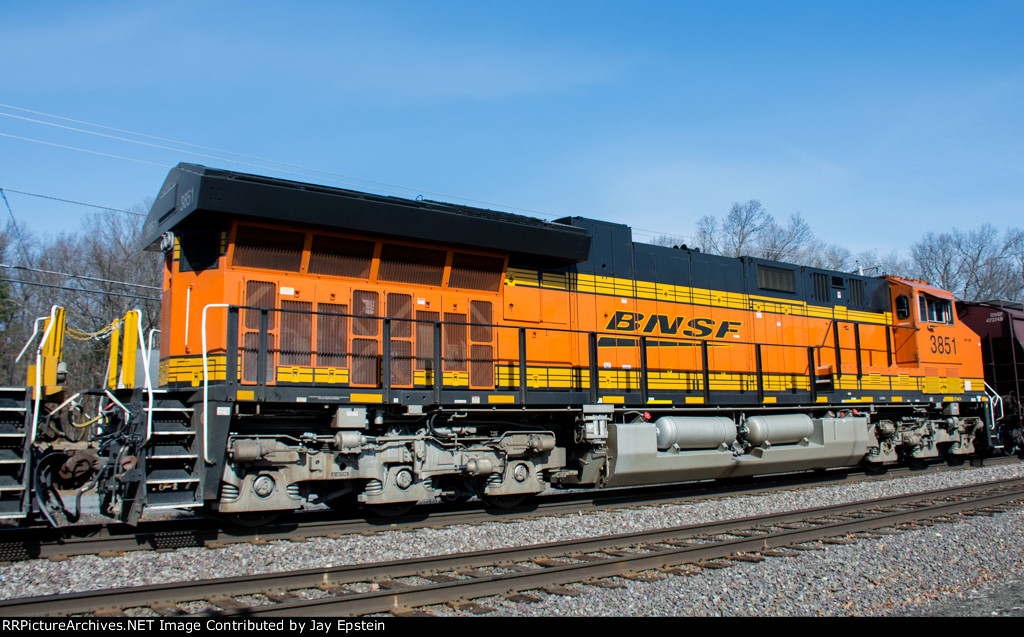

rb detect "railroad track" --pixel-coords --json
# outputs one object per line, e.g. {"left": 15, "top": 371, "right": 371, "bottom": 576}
{"left": 0, "top": 459, "right": 1009, "bottom": 563}
{"left": 3, "top": 476, "right": 1022, "bottom": 617}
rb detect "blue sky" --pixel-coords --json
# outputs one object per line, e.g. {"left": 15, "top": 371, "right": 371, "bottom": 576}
{"left": 1, "top": 1, "right": 1021, "bottom": 254}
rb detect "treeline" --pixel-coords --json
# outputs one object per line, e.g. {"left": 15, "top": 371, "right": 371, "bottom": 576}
{"left": 0, "top": 209, "right": 161, "bottom": 393}
{"left": 657, "top": 200, "right": 1024, "bottom": 303}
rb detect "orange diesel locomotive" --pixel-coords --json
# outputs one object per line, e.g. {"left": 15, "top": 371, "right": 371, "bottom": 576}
{"left": 12, "top": 163, "right": 995, "bottom": 525}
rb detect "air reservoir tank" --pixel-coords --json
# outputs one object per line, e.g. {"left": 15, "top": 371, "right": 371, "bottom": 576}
{"left": 654, "top": 416, "right": 737, "bottom": 450}
{"left": 742, "top": 414, "right": 814, "bottom": 446}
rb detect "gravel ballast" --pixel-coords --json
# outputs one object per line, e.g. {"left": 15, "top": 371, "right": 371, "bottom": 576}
{"left": 1, "top": 462, "right": 1022, "bottom": 616}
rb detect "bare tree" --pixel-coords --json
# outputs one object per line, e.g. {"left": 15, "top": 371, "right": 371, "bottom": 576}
{"left": 758, "top": 213, "right": 812, "bottom": 262}
{"left": 650, "top": 234, "right": 691, "bottom": 249}
{"left": 0, "top": 221, "right": 40, "bottom": 384}
{"left": 694, "top": 214, "right": 722, "bottom": 255}
{"left": 722, "top": 200, "right": 773, "bottom": 257}
{"left": 695, "top": 201, "right": 773, "bottom": 257}
{"left": 910, "top": 225, "right": 1024, "bottom": 302}
{"left": 695, "top": 201, "right": 812, "bottom": 262}
{"left": 1, "top": 208, "right": 161, "bottom": 391}
{"left": 799, "top": 242, "right": 855, "bottom": 271}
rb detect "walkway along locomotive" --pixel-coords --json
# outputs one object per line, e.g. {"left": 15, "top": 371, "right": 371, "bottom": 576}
{"left": 2, "top": 164, "right": 1009, "bottom": 525}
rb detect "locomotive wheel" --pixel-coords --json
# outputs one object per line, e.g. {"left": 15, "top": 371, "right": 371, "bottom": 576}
{"left": 942, "top": 447, "right": 967, "bottom": 467}
{"left": 480, "top": 493, "right": 533, "bottom": 509}
{"left": 217, "top": 511, "right": 284, "bottom": 528}
{"left": 365, "top": 501, "right": 416, "bottom": 518}
{"left": 861, "top": 460, "right": 887, "bottom": 476}
{"left": 906, "top": 456, "right": 928, "bottom": 471}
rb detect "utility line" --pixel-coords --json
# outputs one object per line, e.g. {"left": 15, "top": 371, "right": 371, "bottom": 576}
{"left": 0, "top": 133, "right": 171, "bottom": 168}
{"left": 0, "top": 187, "right": 145, "bottom": 217}
{"left": 0, "top": 188, "right": 34, "bottom": 265}
{"left": 1, "top": 104, "right": 697, "bottom": 242}
{"left": 0, "top": 106, "right": 549, "bottom": 212}
{"left": 0, "top": 263, "right": 159, "bottom": 290}
{"left": 0, "top": 190, "right": 158, "bottom": 297}
{"left": 0, "top": 277, "right": 159, "bottom": 302}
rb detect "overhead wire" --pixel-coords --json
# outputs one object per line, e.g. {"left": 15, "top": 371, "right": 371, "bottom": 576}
{"left": 0, "top": 277, "right": 160, "bottom": 302}
{"left": 0, "top": 103, "right": 697, "bottom": 243}
{"left": 0, "top": 191, "right": 159, "bottom": 299}
{"left": 0, "top": 132, "right": 172, "bottom": 168}
{"left": 0, "top": 106, "right": 559, "bottom": 214}
{"left": 0, "top": 188, "right": 33, "bottom": 265}
{"left": 0, "top": 187, "right": 146, "bottom": 217}
{"left": 0, "top": 263, "right": 159, "bottom": 290}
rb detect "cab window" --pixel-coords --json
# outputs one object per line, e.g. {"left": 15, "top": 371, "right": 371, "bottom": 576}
{"left": 895, "top": 294, "right": 910, "bottom": 320}
{"left": 918, "top": 294, "right": 953, "bottom": 325}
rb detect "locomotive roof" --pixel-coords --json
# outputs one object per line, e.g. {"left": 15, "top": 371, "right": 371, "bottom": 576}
{"left": 141, "top": 163, "right": 592, "bottom": 264}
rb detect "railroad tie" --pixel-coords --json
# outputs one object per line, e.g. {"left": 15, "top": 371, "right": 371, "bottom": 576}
{"left": 264, "top": 591, "right": 303, "bottom": 603}
{"left": 787, "top": 544, "right": 825, "bottom": 551}
{"left": 619, "top": 571, "right": 665, "bottom": 582}
{"left": 317, "top": 583, "right": 351, "bottom": 595}
{"left": 660, "top": 566, "right": 702, "bottom": 576}
{"left": 694, "top": 560, "right": 736, "bottom": 569}
{"left": 391, "top": 608, "right": 435, "bottom": 617}
{"left": 449, "top": 601, "right": 496, "bottom": 615}
{"left": 209, "top": 597, "right": 247, "bottom": 610}
{"left": 423, "top": 573, "right": 463, "bottom": 583}
{"left": 149, "top": 604, "right": 184, "bottom": 616}
{"left": 533, "top": 558, "right": 574, "bottom": 567}
{"left": 542, "top": 586, "right": 583, "bottom": 597}
{"left": 731, "top": 554, "right": 766, "bottom": 562}
{"left": 504, "top": 592, "right": 543, "bottom": 603}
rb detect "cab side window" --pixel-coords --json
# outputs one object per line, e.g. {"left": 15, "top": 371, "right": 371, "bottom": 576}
{"left": 895, "top": 294, "right": 910, "bottom": 320}
{"left": 918, "top": 294, "right": 953, "bottom": 325}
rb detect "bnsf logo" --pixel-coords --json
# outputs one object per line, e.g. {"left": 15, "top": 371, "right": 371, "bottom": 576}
{"left": 605, "top": 311, "right": 741, "bottom": 339}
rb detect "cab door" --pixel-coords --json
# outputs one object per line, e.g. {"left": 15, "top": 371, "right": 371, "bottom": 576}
{"left": 889, "top": 281, "right": 919, "bottom": 366}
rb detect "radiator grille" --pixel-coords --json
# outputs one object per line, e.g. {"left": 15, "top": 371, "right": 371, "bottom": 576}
{"left": 244, "top": 281, "right": 277, "bottom": 330}
{"left": 308, "top": 235, "right": 374, "bottom": 279}
{"left": 280, "top": 301, "right": 312, "bottom": 366}
{"left": 377, "top": 243, "right": 446, "bottom": 286}
{"left": 234, "top": 225, "right": 304, "bottom": 272}
{"left": 387, "top": 294, "right": 413, "bottom": 339}
{"left": 352, "top": 290, "right": 379, "bottom": 336}
{"left": 470, "top": 301, "right": 492, "bottom": 343}
{"left": 316, "top": 303, "right": 348, "bottom": 368}
{"left": 449, "top": 253, "right": 504, "bottom": 292}
{"left": 757, "top": 265, "right": 795, "bottom": 293}
{"left": 390, "top": 340, "right": 413, "bottom": 387}
{"left": 444, "top": 312, "right": 467, "bottom": 372}
{"left": 470, "top": 344, "right": 494, "bottom": 387}
{"left": 242, "top": 332, "right": 275, "bottom": 383}
{"left": 351, "top": 338, "right": 379, "bottom": 386}
{"left": 416, "top": 311, "right": 439, "bottom": 371}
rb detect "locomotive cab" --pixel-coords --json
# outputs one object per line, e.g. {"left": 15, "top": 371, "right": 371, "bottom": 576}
{"left": 888, "top": 277, "right": 983, "bottom": 379}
